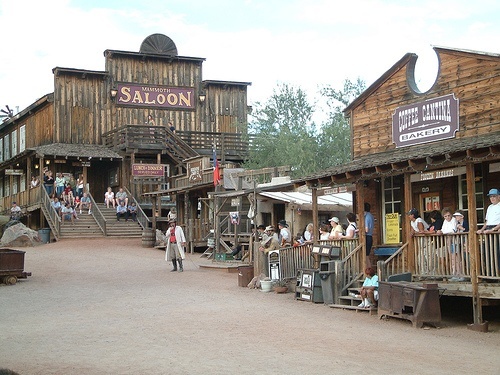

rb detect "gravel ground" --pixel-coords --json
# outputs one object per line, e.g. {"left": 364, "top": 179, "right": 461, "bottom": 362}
{"left": 1, "top": 238, "right": 499, "bottom": 375}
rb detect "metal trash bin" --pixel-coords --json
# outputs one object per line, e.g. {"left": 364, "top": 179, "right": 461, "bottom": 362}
{"left": 38, "top": 228, "right": 51, "bottom": 244}
{"left": 238, "top": 265, "right": 254, "bottom": 287}
{"left": 319, "top": 270, "right": 336, "bottom": 304}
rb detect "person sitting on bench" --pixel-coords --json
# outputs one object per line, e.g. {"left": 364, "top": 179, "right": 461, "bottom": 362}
{"left": 358, "top": 267, "right": 379, "bottom": 308}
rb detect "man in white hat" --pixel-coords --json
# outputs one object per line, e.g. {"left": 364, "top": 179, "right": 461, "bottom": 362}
{"left": 328, "top": 217, "right": 343, "bottom": 239}
{"left": 477, "top": 188, "right": 500, "bottom": 234}
{"left": 164, "top": 219, "right": 187, "bottom": 272}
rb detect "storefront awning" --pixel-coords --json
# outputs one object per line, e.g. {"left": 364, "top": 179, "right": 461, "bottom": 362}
{"left": 259, "top": 191, "right": 352, "bottom": 211}
{"left": 30, "top": 143, "right": 122, "bottom": 159}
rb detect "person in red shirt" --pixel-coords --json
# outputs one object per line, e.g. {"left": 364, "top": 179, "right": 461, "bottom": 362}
{"left": 164, "top": 219, "right": 187, "bottom": 272}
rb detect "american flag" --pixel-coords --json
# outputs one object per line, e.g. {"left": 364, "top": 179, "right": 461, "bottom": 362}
{"left": 213, "top": 148, "right": 220, "bottom": 186}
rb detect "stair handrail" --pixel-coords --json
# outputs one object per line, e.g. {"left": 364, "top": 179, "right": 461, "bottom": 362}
{"left": 123, "top": 187, "right": 150, "bottom": 230}
{"left": 86, "top": 192, "right": 107, "bottom": 236}
{"left": 338, "top": 242, "right": 364, "bottom": 296}
{"left": 164, "top": 127, "right": 199, "bottom": 160}
{"left": 376, "top": 242, "right": 409, "bottom": 281}
{"left": 40, "top": 187, "right": 60, "bottom": 239}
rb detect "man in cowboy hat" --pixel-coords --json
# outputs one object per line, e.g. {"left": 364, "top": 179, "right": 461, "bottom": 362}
{"left": 278, "top": 219, "right": 291, "bottom": 247}
{"left": 164, "top": 218, "right": 187, "bottom": 272}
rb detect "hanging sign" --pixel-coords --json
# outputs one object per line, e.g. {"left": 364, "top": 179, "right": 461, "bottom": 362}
{"left": 392, "top": 93, "right": 459, "bottom": 148}
{"left": 229, "top": 211, "right": 240, "bottom": 225}
{"left": 187, "top": 160, "right": 203, "bottom": 183}
{"left": 5, "top": 169, "right": 23, "bottom": 175}
{"left": 132, "top": 164, "right": 165, "bottom": 177}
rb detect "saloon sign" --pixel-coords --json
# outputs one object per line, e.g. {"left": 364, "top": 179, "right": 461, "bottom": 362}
{"left": 392, "top": 93, "right": 459, "bottom": 148}
{"left": 116, "top": 83, "right": 195, "bottom": 110}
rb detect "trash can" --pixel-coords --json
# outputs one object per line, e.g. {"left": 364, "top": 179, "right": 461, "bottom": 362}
{"left": 319, "top": 270, "right": 336, "bottom": 305}
{"left": 238, "top": 265, "right": 254, "bottom": 287}
{"left": 38, "top": 228, "right": 51, "bottom": 244}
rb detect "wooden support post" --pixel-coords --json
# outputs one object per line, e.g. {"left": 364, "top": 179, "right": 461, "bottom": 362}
{"left": 356, "top": 181, "right": 366, "bottom": 268}
{"left": 83, "top": 166, "right": 88, "bottom": 193}
{"left": 312, "top": 187, "right": 318, "bottom": 245}
{"left": 403, "top": 172, "right": 415, "bottom": 272}
{"left": 466, "top": 162, "right": 484, "bottom": 329}
{"left": 184, "top": 191, "right": 189, "bottom": 252}
{"left": 214, "top": 194, "right": 221, "bottom": 261}
{"left": 130, "top": 153, "right": 135, "bottom": 198}
{"left": 151, "top": 196, "right": 157, "bottom": 232}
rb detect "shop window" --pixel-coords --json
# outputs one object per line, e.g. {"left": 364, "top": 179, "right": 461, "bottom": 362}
{"left": 11, "top": 129, "right": 17, "bottom": 156}
{"left": 4, "top": 134, "right": 10, "bottom": 160}
{"left": 382, "top": 175, "right": 403, "bottom": 243}
{"left": 0, "top": 137, "right": 3, "bottom": 163}
{"left": 19, "top": 125, "right": 26, "bottom": 153}
{"left": 458, "top": 165, "right": 484, "bottom": 226}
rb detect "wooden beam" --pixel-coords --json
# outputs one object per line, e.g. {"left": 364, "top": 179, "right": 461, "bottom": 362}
{"left": 391, "top": 161, "right": 409, "bottom": 171}
{"left": 466, "top": 162, "right": 482, "bottom": 326}
{"left": 408, "top": 158, "right": 426, "bottom": 171}
{"left": 361, "top": 167, "right": 376, "bottom": 176}
{"left": 375, "top": 164, "right": 392, "bottom": 173}
{"left": 403, "top": 172, "right": 414, "bottom": 272}
{"left": 467, "top": 148, "right": 490, "bottom": 159}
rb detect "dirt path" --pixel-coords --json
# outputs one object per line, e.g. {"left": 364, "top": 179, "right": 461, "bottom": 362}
{"left": 1, "top": 238, "right": 499, "bottom": 375}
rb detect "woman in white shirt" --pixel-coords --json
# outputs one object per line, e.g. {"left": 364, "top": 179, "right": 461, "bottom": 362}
{"left": 105, "top": 187, "right": 115, "bottom": 208}
{"left": 438, "top": 208, "right": 460, "bottom": 279}
{"left": 408, "top": 208, "right": 429, "bottom": 234}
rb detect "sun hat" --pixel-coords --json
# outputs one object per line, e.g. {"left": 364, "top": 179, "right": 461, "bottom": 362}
{"left": 329, "top": 217, "right": 339, "bottom": 223}
{"left": 265, "top": 225, "right": 274, "bottom": 231}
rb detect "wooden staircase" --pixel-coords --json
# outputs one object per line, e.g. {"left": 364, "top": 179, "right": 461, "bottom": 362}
{"left": 99, "top": 206, "right": 143, "bottom": 237}
{"left": 59, "top": 210, "right": 104, "bottom": 238}
{"left": 329, "top": 279, "right": 378, "bottom": 315}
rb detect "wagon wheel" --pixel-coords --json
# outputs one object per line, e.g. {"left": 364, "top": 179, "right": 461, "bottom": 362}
{"left": 3, "top": 275, "right": 17, "bottom": 285}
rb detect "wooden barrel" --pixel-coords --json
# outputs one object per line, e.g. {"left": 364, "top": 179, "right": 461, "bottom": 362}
{"left": 141, "top": 228, "right": 155, "bottom": 248}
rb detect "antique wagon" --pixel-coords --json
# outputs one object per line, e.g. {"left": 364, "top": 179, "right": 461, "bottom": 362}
{"left": 0, "top": 248, "right": 31, "bottom": 285}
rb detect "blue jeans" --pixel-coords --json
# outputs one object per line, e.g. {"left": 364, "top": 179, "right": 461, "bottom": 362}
{"left": 45, "top": 185, "right": 53, "bottom": 196}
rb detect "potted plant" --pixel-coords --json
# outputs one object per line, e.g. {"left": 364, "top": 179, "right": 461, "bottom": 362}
{"left": 273, "top": 279, "right": 288, "bottom": 294}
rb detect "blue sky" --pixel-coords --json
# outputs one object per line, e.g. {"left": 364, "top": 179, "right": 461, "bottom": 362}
{"left": 1, "top": 0, "right": 499, "bottom": 118}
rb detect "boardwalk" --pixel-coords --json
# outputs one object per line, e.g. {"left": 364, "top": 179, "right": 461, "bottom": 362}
{"left": 1, "top": 238, "right": 499, "bottom": 375}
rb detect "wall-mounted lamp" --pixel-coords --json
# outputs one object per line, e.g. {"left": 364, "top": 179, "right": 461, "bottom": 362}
{"left": 199, "top": 93, "right": 206, "bottom": 103}
{"left": 110, "top": 88, "right": 118, "bottom": 98}
{"left": 34, "top": 164, "right": 39, "bottom": 169}
{"left": 45, "top": 160, "right": 50, "bottom": 165}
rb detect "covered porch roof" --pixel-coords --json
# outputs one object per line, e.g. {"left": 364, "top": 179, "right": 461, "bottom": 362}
{"left": 258, "top": 191, "right": 352, "bottom": 211}
{"left": 30, "top": 143, "right": 122, "bottom": 160}
{"left": 297, "top": 131, "right": 500, "bottom": 187}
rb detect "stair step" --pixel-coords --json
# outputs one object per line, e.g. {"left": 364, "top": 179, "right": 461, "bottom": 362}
{"left": 329, "top": 304, "right": 378, "bottom": 315}
{"left": 338, "top": 295, "right": 362, "bottom": 306}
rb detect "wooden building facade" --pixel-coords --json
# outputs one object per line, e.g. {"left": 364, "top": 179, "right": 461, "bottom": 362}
{"left": 299, "top": 46, "right": 500, "bottom": 327}
{"left": 0, "top": 34, "right": 251, "bottom": 239}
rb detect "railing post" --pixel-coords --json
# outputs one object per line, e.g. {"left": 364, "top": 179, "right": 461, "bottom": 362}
{"left": 333, "top": 260, "right": 343, "bottom": 304}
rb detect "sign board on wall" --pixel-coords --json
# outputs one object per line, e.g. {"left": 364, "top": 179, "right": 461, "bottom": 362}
{"left": 187, "top": 160, "right": 203, "bottom": 183}
{"left": 115, "top": 83, "right": 195, "bottom": 110}
{"left": 410, "top": 166, "right": 466, "bottom": 182}
{"left": 132, "top": 164, "right": 165, "bottom": 177}
{"left": 385, "top": 213, "right": 400, "bottom": 244}
{"left": 5, "top": 169, "right": 23, "bottom": 175}
{"left": 392, "top": 93, "right": 459, "bottom": 148}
